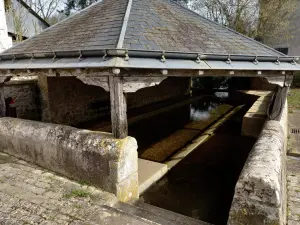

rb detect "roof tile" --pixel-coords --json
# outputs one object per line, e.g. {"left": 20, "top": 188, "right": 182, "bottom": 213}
{"left": 3, "top": 0, "right": 128, "bottom": 54}
{"left": 2, "top": 0, "right": 282, "bottom": 57}
{"left": 124, "top": 0, "right": 282, "bottom": 56}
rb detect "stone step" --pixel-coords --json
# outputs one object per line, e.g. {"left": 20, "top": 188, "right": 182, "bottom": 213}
{"left": 101, "top": 205, "right": 158, "bottom": 225}
{"left": 135, "top": 201, "right": 212, "bottom": 225}
{"left": 113, "top": 201, "right": 212, "bottom": 225}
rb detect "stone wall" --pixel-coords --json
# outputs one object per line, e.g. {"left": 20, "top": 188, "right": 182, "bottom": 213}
{"left": 0, "top": 117, "right": 139, "bottom": 202}
{"left": 127, "top": 77, "right": 191, "bottom": 109}
{"left": 3, "top": 78, "right": 40, "bottom": 120}
{"left": 42, "top": 76, "right": 191, "bottom": 126}
{"left": 228, "top": 101, "right": 288, "bottom": 225}
{"left": 46, "top": 76, "right": 110, "bottom": 125}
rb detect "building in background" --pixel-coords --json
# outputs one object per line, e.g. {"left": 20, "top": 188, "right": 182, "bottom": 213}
{"left": 0, "top": 0, "right": 49, "bottom": 52}
{"left": 0, "top": 0, "right": 12, "bottom": 52}
{"left": 266, "top": 3, "right": 300, "bottom": 56}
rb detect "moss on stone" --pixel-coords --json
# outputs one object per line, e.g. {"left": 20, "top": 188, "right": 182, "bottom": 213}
{"left": 64, "top": 189, "right": 91, "bottom": 199}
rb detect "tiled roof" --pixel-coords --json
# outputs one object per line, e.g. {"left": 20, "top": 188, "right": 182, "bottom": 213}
{"left": 3, "top": 0, "right": 282, "bottom": 56}
{"left": 4, "top": 0, "right": 128, "bottom": 54}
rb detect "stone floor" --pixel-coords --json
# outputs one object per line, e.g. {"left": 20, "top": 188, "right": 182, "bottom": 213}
{"left": 288, "top": 113, "right": 300, "bottom": 156}
{"left": 287, "top": 156, "right": 300, "bottom": 225}
{"left": 0, "top": 152, "right": 121, "bottom": 225}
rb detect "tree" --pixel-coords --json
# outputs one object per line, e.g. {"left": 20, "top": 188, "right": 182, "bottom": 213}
{"left": 188, "top": 0, "right": 260, "bottom": 37}
{"left": 63, "top": 0, "right": 98, "bottom": 16}
{"left": 62, "top": 0, "right": 188, "bottom": 16}
{"left": 23, "top": 0, "right": 63, "bottom": 23}
{"left": 6, "top": 2, "right": 28, "bottom": 42}
{"left": 4, "top": 0, "right": 11, "bottom": 11}
{"left": 257, "top": 0, "right": 298, "bottom": 44}
{"left": 188, "top": 0, "right": 298, "bottom": 43}
{"left": 47, "top": 11, "right": 68, "bottom": 25}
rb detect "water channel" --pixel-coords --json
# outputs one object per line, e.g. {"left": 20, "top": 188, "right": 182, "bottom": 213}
{"left": 81, "top": 90, "right": 258, "bottom": 225}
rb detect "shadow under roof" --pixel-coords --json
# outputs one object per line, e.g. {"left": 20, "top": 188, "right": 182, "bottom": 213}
{"left": 2, "top": 0, "right": 284, "bottom": 57}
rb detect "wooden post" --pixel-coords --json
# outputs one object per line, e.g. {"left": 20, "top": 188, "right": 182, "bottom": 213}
{"left": 109, "top": 76, "right": 128, "bottom": 138}
{"left": 0, "top": 84, "right": 5, "bottom": 117}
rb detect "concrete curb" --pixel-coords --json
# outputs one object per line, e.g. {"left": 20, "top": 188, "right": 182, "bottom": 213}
{"left": 0, "top": 117, "right": 139, "bottom": 202}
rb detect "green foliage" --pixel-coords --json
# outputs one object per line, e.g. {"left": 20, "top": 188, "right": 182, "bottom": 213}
{"left": 4, "top": 0, "right": 12, "bottom": 11}
{"left": 64, "top": 189, "right": 91, "bottom": 198}
{"left": 288, "top": 88, "right": 300, "bottom": 111}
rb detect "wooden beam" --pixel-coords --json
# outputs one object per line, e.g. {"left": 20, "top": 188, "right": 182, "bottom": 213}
{"left": 109, "top": 76, "right": 128, "bottom": 138}
{"left": 76, "top": 75, "right": 109, "bottom": 91}
{"left": 123, "top": 77, "right": 167, "bottom": 92}
{"left": 121, "top": 69, "right": 293, "bottom": 77}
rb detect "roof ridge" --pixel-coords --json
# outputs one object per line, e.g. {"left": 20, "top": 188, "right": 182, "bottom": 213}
{"left": 117, "top": 0, "right": 133, "bottom": 48}
{"left": 168, "top": 0, "right": 285, "bottom": 56}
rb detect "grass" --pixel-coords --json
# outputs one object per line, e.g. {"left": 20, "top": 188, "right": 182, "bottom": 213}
{"left": 64, "top": 189, "right": 91, "bottom": 199}
{"left": 288, "top": 88, "right": 300, "bottom": 113}
{"left": 78, "top": 180, "right": 91, "bottom": 186}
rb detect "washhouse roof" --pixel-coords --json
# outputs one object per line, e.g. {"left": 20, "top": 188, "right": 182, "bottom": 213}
{"left": 0, "top": 0, "right": 300, "bottom": 72}
{"left": 0, "top": 0, "right": 284, "bottom": 55}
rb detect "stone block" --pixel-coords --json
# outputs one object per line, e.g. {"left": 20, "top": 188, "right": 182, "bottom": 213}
{"left": 242, "top": 113, "right": 266, "bottom": 138}
{"left": 0, "top": 118, "right": 139, "bottom": 202}
{"left": 138, "top": 159, "right": 168, "bottom": 194}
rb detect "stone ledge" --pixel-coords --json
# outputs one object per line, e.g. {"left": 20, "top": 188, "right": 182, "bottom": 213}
{"left": 0, "top": 117, "right": 139, "bottom": 202}
{"left": 228, "top": 102, "right": 288, "bottom": 225}
{"left": 241, "top": 91, "right": 273, "bottom": 138}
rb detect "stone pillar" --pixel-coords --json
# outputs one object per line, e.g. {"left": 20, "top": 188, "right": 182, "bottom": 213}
{"left": 0, "top": 0, "right": 12, "bottom": 52}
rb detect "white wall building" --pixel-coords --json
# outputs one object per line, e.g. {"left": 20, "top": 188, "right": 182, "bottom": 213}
{"left": 0, "top": 0, "right": 49, "bottom": 53}
{"left": 0, "top": 0, "right": 12, "bottom": 52}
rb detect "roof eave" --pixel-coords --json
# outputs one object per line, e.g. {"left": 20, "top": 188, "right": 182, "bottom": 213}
{"left": 0, "top": 49, "right": 299, "bottom": 63}
{"left": 0, "top": 55, "right": 300, "bottom": 73}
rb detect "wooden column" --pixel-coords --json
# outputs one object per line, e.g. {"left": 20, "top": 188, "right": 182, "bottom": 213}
{"left": 109, "top": 76, "right": 128, "bottom": 138}
{"left": 0, "top": 84, "right": 5, "bottom": 117}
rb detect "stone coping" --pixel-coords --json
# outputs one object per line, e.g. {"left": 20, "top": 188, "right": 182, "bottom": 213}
{"left": 241, "top": 90, "right": 274, "bottom": 138}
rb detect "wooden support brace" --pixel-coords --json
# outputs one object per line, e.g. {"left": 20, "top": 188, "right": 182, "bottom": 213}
{"left": 109, "top": 76, "right": 128, "bottom": 138}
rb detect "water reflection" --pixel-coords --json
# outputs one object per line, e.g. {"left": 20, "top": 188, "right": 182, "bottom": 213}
{"left": 190, "top": 98, "right": 223, "bottom": 121}
{"left": 214, "top": 91, "right": 229, "bottom": 98}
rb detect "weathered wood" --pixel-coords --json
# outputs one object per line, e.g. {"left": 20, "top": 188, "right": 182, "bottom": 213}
{"left": 76, "top": 75, "right": 109, "bottom": 91}
{"left": 123, "top": 77, "right": 167, "bottom": 92}
{"left": 109, "top": 76, "right": 128, "bottom": 138}
{"left": 121, "top": 69, "right": 293, "bottom": 77}
{"left": 0, "top": 68, "right": 113, "bottom": 77}
{"left": 0, "top": 85, "right": 5, "bottom": 117}
{"left": 76, "top": 76, "right": 166, "bottom": 93}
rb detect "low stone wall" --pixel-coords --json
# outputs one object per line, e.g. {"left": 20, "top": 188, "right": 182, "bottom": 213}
{"left": 0, "top": 117, "right": 139, "bottom": 202}
{"left": 228, "top": 102, "right": 288, "bottom": 225}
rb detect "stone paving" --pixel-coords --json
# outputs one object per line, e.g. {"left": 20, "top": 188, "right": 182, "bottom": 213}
{"left": 0, "top": 152, "right": 119, "bottom": 225}
{"left": 287, "top": 156, "right": 300, "bottom": 225}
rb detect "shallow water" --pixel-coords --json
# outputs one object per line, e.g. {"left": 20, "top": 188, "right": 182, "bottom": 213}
{"left": 134, "top": 92, "right": 231, "bottom": 157}
{"left": 140, "top": 92, "right": 256, "bottom": 225}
